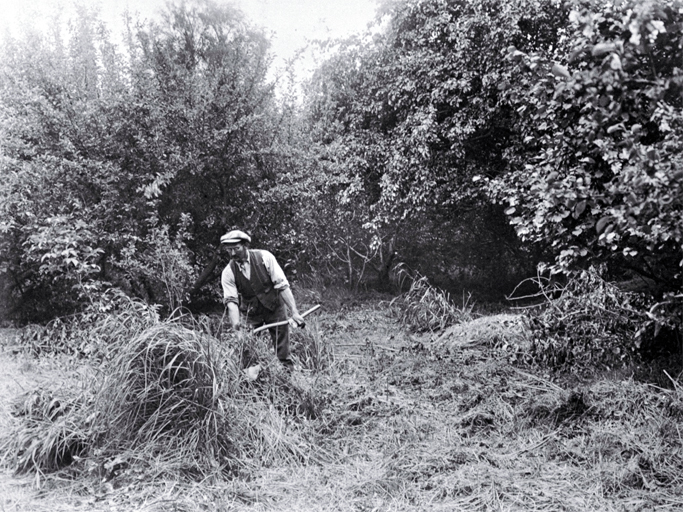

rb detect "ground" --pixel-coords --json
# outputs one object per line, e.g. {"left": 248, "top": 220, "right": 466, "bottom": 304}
{"left": 1, "top": 302, "right": 682, "bottom": 511}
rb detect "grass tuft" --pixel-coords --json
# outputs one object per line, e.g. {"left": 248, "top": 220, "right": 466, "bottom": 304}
{"left": 2, "top": 305, "right": 331, "bottom": 482}
{"left": 391, "top": 272, "right": 475, "bottom": 332}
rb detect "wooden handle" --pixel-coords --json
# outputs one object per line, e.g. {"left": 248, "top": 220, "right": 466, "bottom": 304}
{"left": 252, "top": 304, "right": 321, "bottom": 334}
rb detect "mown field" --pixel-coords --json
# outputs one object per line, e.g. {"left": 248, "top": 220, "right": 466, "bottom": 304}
{"left": 1, "top": 293, "right": 683, "bottom": 512}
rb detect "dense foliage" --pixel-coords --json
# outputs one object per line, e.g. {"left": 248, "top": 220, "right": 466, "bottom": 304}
{"left": 2, "top": 0, "right": 683, "bottom": 350}
{"left": 296, "top": 0, "right": 570, "bottom": 295}
{"left": 493, "top": 0, "right": 683, "bottom": 290}
{"left": 488, "top": 0, "right": 683, "bottom": 348}
{"left": 0, "top": 1, "right": 285, "bottom": 320}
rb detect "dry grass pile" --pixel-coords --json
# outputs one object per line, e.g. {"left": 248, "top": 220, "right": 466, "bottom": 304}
{"left": 15, "top": 289, "right": 160, "bottom": 359}
{"left": 96, "top": 323, "right": 234, "bottom": 456}
{"left": 1, "top": 322, "right": 235, "bottom": 480}
{"left": 433, "top": 313, "right": 530, "bottom": 356}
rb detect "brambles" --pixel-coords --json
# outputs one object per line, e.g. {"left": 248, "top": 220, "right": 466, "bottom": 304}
{"left": 525, "top": 268, "right": 651, "bottom": 371}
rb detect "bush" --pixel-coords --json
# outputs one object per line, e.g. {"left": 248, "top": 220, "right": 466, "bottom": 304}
{"left": 525, "top": 268, "right": 651, "bottom": 371}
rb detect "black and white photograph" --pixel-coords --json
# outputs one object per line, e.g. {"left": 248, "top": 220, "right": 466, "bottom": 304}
{"left": 0, "top": 0, "right": 682, "bottom": 510}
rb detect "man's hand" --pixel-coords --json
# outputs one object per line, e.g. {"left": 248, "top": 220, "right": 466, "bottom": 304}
{"left": 289, "top": 312, "right": 305, "bottom": 328}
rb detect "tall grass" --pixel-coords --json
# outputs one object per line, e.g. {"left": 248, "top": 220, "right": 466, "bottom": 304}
{"left": 291, "top": 318, "right": 334, "bottom": 372}
{"left": 391, "top": 272, "right": 475, "bottom": 332}
{"left": 15, "top": 289, "right": 160, "bottom": 359}
{"left": 1, "top": 298, "right": 329, "bottom": 482}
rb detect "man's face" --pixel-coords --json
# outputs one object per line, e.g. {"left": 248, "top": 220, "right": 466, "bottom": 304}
{"left": 226, "top": 243, "right": 248, "bottom": 262}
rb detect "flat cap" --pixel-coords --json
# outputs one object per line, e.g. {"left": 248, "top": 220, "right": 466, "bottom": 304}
{"left": 220, "top": 229, "right": 251, "bottom": 245}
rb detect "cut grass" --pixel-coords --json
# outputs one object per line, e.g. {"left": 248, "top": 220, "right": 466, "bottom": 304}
{"left": 1, "top": 301, "right": 682, "bottom": 511}
{"left": 1, "top": 309, "right": 331, "bottom": 485}
{"left": 391, "top": 273, "right": 475, "bottom": 333}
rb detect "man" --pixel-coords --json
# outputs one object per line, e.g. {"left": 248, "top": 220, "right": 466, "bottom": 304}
{"left": 220, "top": 229, "right": 304, "bottom": 370}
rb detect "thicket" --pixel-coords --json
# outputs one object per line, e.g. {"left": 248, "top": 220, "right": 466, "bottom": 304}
{"left": 1, "top": 0, "right": 683, "bottom": 367}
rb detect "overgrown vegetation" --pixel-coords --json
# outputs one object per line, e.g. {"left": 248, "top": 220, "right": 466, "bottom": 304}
{"left": 2, "top": 0, "right": 683, "bottom": 506}
{"left": 1, "top": 296, "right": 330, "bottom": 481}
{"left": 523, "top": 269, "right": 650, "bottom": 370}
{"left": 3, "top": 0, "right": 683, "bottom": 334}
{"left": 2, "top": 298, "right": 683, "bottom": 511}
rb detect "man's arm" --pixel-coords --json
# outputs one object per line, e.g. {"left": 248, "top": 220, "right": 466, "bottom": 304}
{"left": 279, "top": 287, "right": 305, "bottom": 326}
{"left": 226, "top": 301, "right": 241, "bottom": 329}
{"left": 221, "top": 264, "right": 241, "bottom": 328}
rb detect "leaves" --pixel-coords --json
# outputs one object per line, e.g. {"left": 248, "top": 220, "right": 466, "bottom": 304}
{"left": 551, "top": 63, "right": 571, "bottom": 78}
{"left": 595, "top": 217, "right": 611, "bottom": 234}
{"left": 492, "top": 0, "right": 683, "bottom": 292}
{"left": 0, "top": 0, "right": 280, "bottom": 320}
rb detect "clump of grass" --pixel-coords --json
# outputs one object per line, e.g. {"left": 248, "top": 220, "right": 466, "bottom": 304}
{"left": 16, "top": 289, "right": 159, "bottom": 359}
{"left": 2, "top": 322, "right": 234, "bottom": 478}
{"left": 98, "top": 323, "right": 231, "bottom": 450}
{"left": 291, "top": 319, "right": 334, "bottom": 372}
{"left": 391, "top": 272, "right": 475, "bottom": 332}
{"left": 234, "top": 330, "right": 328, "bottom": 420}
{"left": 2, "top": 306, "right": 331, "bottom": 482}
{"left": 3, "top": 387, "right": 89, "bottom": 474}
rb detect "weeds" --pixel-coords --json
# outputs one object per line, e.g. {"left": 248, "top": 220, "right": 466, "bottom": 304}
{"left": 1, "top": 305, "right": 329, "bottom": 481}
{"left": 3, "top": 291, "right": 683, "bottom": 511}
{"left": 523, "top": 268, "right": 652, "bottom": 372}
{"left": 391, "top": 272, "right": 475, "bottom": 332}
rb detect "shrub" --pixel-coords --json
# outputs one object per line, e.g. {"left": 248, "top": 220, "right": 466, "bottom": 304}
{"left": 525, "top": 268, "right": 651, "bottom": 371}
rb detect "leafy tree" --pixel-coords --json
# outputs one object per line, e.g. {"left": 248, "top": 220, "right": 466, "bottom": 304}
{"left": 0, "top": 5, "right": 134, "bottom": 320}
{"left": 492, "top": 0, "right": 683, "bottom": 296}
{"left": 297, "top": 0, "right": 568, "bottom": 296}
{"left": 109, "top": 0, "right": 281, "bottom": 306}
{"left": 0, "top": 0, "right": 284, "bottom": 321}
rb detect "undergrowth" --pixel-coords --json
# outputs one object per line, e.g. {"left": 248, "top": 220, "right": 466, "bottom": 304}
{"left": 520, "top": 268, "right": 655, "bottom": 373}
{"left": 3, "top": 286, "right": 683, "bottom": 511}
{"left": 15, "top": 289, "right": 160, "bottom": 359}
{"left": 391, "top": 272, "right": 475, "bottom": 332}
